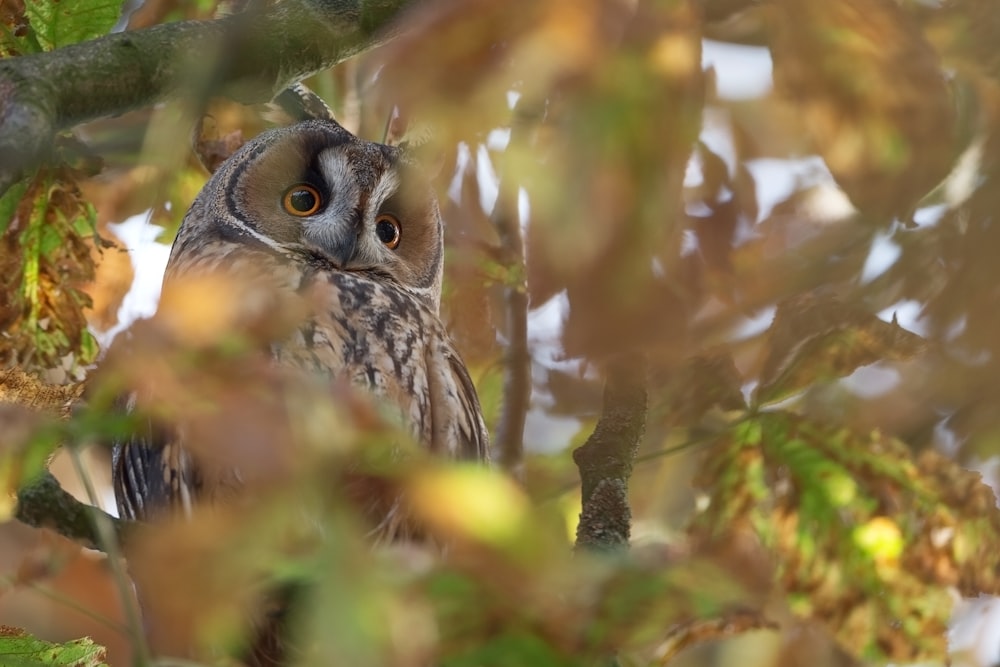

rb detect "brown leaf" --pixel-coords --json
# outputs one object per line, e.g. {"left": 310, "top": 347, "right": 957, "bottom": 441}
{"left": 755, "top": 292, "right": 927, "bottom": 405}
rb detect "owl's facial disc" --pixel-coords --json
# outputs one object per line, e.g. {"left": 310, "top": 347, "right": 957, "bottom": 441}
{"left": 228, "top": 120, "right": 442, "bottom": 302}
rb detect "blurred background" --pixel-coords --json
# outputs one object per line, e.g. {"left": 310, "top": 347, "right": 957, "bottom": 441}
{"left": 4, "top": 0, "right": 1000, "bottom": 665}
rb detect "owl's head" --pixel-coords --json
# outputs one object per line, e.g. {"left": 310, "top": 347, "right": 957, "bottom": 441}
{"left": 173, "top": 119, "right": 444, "bottom": 311}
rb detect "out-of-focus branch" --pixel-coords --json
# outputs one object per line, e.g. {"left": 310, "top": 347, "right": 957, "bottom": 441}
{"left": 0, "top": 0, "right": 414, "bottom": 196}
{"left": 654, "top": 609, "right": 779, "bottom": 664}
{"left": 698, "top": 0, "right": 757, "bottom": 22}
{"left": 15, "top": 471, "right": 128, "bottom": 552}
{"left": 573, "top": 354, "right": 647, "bottom": 552}
{"left": 491, "top": 101, "right": 537, "bottom": 472}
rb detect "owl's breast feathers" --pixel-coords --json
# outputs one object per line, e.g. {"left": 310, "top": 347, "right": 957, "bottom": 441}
{"left": 163, "top": 242, "right": 488, "bottom": 462}
{"left": 279, "top": 261, "right": 489, "bottom": 462}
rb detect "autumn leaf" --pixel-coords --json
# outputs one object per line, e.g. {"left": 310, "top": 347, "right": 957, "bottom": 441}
{"left": 691, "top": 411, "right": 1000, "bottom": 662}
{"left": 754, "top": 293, "right": 926, "bottom": 405}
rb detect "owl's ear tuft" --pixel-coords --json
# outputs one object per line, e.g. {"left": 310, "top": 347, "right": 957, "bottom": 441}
{"left": 268, "top": 83, "right": 337, "bottom": 123}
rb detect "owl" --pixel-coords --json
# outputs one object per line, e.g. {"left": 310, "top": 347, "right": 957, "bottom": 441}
{"left": 110, "top": 119, "right": 490, "bottom": 663}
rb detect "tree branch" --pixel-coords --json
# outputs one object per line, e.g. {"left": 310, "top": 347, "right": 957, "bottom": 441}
{"left": 573, "top": 354, "right": 648, "bottom": 552}
{"left": 15, "top": 470, "right": 128, "bottom": 553}
{"left": 0, "top": 0, "right": 414, "bottom": 196}
{"left": 492, "top": 101, "right": 536, "bottom": 472}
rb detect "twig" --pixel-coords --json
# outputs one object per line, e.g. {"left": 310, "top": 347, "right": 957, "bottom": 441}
{"left": 0, "top": 0, "right": 414, "bottom": 197}
{"left": 67, "top": 445, "right": 152, "bottom": 665}
{"left": 654, "top": 608, "right": 779, "bottom": 664}
{"left": 491, "top": 100, "right": 538, "bottom": 472}
{"left": 572, "top": 354, "right": 648, "bottom": 552}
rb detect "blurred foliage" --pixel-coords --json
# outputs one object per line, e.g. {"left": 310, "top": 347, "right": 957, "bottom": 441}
{"left": 6, "top": 0, "right": 1000, "bottom": 666}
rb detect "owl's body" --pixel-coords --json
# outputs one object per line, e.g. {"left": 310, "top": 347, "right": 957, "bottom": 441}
{"left": 115, "top": 119, "right": 488, "bottom": 522}
{"left": 111, "top": 120, "right": 488, "bottom": 662}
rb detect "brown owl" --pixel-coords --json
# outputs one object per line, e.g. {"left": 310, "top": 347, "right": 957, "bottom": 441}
{"left": 111, "top": 119, "right": 490, "bottom": 664}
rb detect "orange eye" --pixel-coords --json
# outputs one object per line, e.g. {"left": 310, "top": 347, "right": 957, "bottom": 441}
{"left": 282, "top": 184, "right": 322, "bottom": 216}
{"left": 375, "top": 214, "right": 401, "bottom": 249}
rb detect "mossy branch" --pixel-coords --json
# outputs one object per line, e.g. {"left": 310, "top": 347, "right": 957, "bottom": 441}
{"left": 0, "top": 0, "right": 415, "bottom": 196}
{"left": 15, "top": 470, "right": 128, "bottom": 552}
{"left": 573, "top": 354, "right": 647, "bottom": 552}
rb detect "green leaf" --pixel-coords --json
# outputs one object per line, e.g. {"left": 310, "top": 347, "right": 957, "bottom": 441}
{"left": 71, "top": 203, "right": 100, "bottom": 239}
{"left": 0, "top": 179, "right": 29, "bottom": 235}
{"left": 38, "top": 224, "right": 63, "bottom": 257}
{"left": 77, "top": 330, "right": 100, "bottom": 366}
{"left": 25, "top": 0, "right": 120, "bottom": 51}
{"left": 0, "top": 627, "right": 108, "bottom": 667}
{"left": 0, "top": 9, "right": 44, "bottom": 56}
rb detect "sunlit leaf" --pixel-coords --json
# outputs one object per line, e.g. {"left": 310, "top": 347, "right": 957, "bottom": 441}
{"left": 409, "top": 465, "right": 530, "bottom": 547}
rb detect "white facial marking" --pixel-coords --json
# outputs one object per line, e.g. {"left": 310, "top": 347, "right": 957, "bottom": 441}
{"left": 368, "top": 169, "right": 400, "bottom": 218}
{"left": 301, "top": 150, "right": 361, "bottom": 251}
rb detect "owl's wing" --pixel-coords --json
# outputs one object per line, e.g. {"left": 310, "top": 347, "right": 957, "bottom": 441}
{"left": 445, "top": 349, "right": 490, "bottom": 462}
{"left": 425, "top": 334, "right": 491, "bottom": 463}
{"left": 113, "top": 396, "right": 200, "bottom": 522}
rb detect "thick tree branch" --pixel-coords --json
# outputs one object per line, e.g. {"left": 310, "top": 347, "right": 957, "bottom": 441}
{"left": 0, "top": 0, "right": 414, "bottom": 195}
{"left": 573, "top": 354, "right": 647, "bottom": 552}
{"left": 15, "top": 470, "right": 128, "bottom": 552}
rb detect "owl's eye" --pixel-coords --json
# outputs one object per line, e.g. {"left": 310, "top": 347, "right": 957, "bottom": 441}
{"left": 375, "top": 214, "right": 401, "bottom": 249}
{"left": 282, "top": 184, "right": 322, "bottom": 216}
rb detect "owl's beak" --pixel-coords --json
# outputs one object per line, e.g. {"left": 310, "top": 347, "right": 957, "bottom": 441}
{"left": 303, "top": 218, "right": 360, "bottom": 268}
{"left": 324, "top": 232, "right": 358, "bottom": 268}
